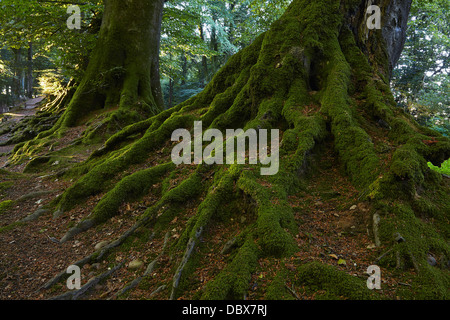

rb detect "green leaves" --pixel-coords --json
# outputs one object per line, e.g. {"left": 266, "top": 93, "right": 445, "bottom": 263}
{"left": 391, "top": 0, "right": 449, "bottom": 136}
{"left": 160, "top": 0, "right": 291, "bottom": 107}
{"left": 0, "top": 0, "right": 103, "bottom": 81}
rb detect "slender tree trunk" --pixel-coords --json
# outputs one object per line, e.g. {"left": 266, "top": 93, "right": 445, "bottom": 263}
{"left": 11, "top": 48, "right": 22, "bottom": 100}
{"left": 63, "top": 0, "right": 165, "bottom": 127}
{"left": 26, "top": 42, "right": 33, "bottom": 99}
{"left": 168, "top": 77, "right": 174, "bottom": 109}
{"left": 210, "top": 17, "right": 219, "bottom": 75}
{"left": 181, "top": 54, "right": 188, "bottom": 86}
{"left": 199, "top": 23, "right": 209, "bottom": 86}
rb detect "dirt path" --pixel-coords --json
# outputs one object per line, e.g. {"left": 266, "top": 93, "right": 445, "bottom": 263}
{"left": 0, "top": 97, "right": 45, "bottom": 166}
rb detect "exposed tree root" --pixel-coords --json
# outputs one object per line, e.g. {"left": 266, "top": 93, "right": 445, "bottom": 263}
{"left": 112, "top": 232, "right": 170, "bottom": 299}
{"left": 41, "top": 222, "right": 142, "bottom": 291}
{"left": 48, "top": 263, "right": 123, "bottom": 300}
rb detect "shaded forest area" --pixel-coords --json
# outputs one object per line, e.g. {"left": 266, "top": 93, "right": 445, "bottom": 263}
{"left": 0, "top": 0, "right": 449, "bottom": 301}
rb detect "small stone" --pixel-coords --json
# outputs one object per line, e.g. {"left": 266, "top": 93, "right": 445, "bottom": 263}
{"left": 128, "top": 259, "right": 144, "bottom": 270}
{"left": 73, "top": 240, "right": 81, "bottom": 248}
{"left": 394, "top": 233, "right": 405, "bottom": 243}
{"left": 94, "top": 241, "right": 109, "bottom": 251}
{"left": 350, "top": 205, "right": 357, "bottom": 210}
{"left": 221, "top": 237, "right": 237, "bottom": 255}
{"left": 91, "top": 263, "right": 101, "bottom": 270}
{"left": 427, "top": 255, "right": 437, "bottom": 267}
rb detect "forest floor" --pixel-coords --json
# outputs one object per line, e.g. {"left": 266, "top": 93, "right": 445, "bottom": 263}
{"left": 0, "top": 101, "right": 420, "bottom": 300}
{"left": 0, "top": 97, "right": 44, "bottom": 168}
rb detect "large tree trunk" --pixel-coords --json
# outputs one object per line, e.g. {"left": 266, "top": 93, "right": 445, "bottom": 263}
{"left": 35, "top": 0, "right": 450, "bottom": 300}
{"left": 62, "top": 0, "right": 165, "bottom": 127}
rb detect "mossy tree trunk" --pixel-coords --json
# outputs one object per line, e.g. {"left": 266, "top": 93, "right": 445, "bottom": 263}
{"left": 44, "top": 0, "right": 450, "bottom": 300}
{"left": 62, "top": 0, "right": 165, "bottom": 127}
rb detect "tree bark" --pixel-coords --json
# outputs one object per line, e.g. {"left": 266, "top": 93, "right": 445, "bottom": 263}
{"left": 62, "top": 0, "right": 165, "bottom": 127}
{"left": 11, "top": 48, "right": 23, "bottom": 100}
{"left": 26, "top": 42, "right": 33, "bottom": 99}
{"left": 199, "top": 23, "right": 209, "bottom": 86}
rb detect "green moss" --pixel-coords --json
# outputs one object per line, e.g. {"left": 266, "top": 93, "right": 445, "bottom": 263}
{"left": 140, "top": 167, "right": 209, "bottom": 233}
{"left": 390, "top": 145, "right": 426, "bottom": 185}
{"left": 375, "top": 202, "right": 450, "bottom": 299}
{"left": 201, "top": 238, "right": 259, "bottom": 300}
{"left": 0, "top": 181, "right": 14, "bottom": 195}
{"left": 0, "top": 200, "right": 14, "bottom": 214}
{"left": 428, "top": 159, "right": 450, "bottom": 175}
{"left": 265, "top": 268, "right": 293, "bottom": 300}
{"left": 237, "top": 170, "right": 297, "bottom": 257}
{"left": 89, "top": 162, "right": 175, "bottom": 225}
{"left": 295, "top": 262, "right": 376, "bottom": 300}
{"left": 56, "top": 112, "right": 196, "bottom": 213}
{"left": 0, "top": 221, "right": 24, "bottom": 234}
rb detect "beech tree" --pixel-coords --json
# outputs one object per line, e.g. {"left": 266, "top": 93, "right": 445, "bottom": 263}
{"left": 61, "top": 0, "right": 166, "bottom": 127}
{"left": 4, "top": 0, "right": 450, "bottom": 300}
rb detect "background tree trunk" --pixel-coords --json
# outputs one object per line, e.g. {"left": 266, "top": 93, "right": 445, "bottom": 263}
{"left": 62, "top": 0, "right": 165, "bottom": 127}
{"left": 26, "top": 42, "right": 33, "bottom": 99}
{"left": 199, "top": 23, "right": 209, "bottom": 86}
{"left": 11, "top": 48, "right": 23, "bottom": 101}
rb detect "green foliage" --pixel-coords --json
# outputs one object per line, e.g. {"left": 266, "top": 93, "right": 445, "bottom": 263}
{"left": 295, "top": 262, "right": 376, "bottom": 300}
{"left": 0, "top": 200, "right": 14, "bottom": 214}
{"left": 0, "top": 0, "right": 102, "bottom": 79}
{"left": 428, "top": 159, "right": 450, "bottom": 175}
{"left": 391, "top": 0, "right": 450, "bottom": 136}
{"left": 0, "top": 0, "right": 102, "bottom": 106}
{"left": 160, "top": 0, "right": 292, "bottom": 108}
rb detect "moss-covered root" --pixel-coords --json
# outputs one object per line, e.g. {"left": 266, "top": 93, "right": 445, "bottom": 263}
{"left": 113, "top": 232, "right": 170, "bottom": 299}
{"left": 201, "top": 237, "right": 259, "bottom": 300}
{"left": 375, "top": 203, "right": 450, "bottom": 299}
{"left": 294, "top": 262, "right": 376, "bottom": 300}
{"left": 49, "top": 263, "right": 124, "bottom": 300}
{"left": 56, "top": 48, "right": 258, "bottom": 206}
{"left": 169, "top": 166, "right": 241, "bottom": 300}
{"left": 88, "top": 104, "right": 184, "bottom": 159}
{"left": 42, "top": 221, "right": 142, "bottom": 291}
{"left": 59, "top": 162, "right": 174, "bottom": 243}
{"left": 54, "top": 112, "right": 196, "bottom": 217}
{"left": 0, "top": 83, "right": 74, "bottom": 148}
